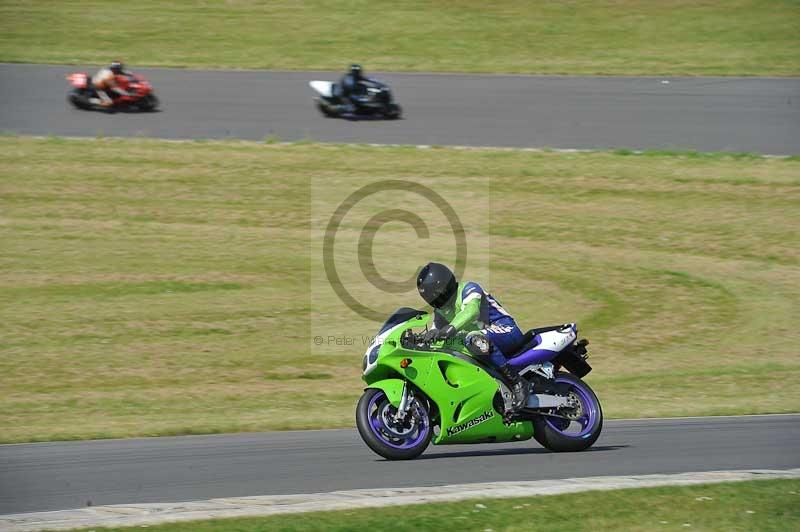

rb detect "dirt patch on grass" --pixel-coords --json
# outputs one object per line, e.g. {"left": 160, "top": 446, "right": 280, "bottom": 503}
{"left": 1, "top": 137, "right": 798, "bottom": 442}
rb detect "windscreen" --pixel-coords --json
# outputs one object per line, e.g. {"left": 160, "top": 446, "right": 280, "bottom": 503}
{"left": 378, "top": 307, "right": 426, "bottom": 335}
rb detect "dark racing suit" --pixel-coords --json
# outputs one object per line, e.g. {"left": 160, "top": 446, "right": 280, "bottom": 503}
{"left": 430, "top": 282, "right": 524, "bottom": 367}
{"left": 337, "top": 72, "right": 370, "bottom": 113}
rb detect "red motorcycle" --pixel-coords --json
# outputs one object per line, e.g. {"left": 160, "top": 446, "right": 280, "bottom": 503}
{"left": 66, "top": 71, "right": 159, "bottom": 112}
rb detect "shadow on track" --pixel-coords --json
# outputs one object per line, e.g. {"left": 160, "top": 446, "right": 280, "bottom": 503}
{"left": 71, "top": 108, "right": 163, "bottom": 115}
{"left": 393, "top": 444, "right": 630, "bottom": 461}
{"left": 338, "top": 114, "right": 403, "bottom": 122}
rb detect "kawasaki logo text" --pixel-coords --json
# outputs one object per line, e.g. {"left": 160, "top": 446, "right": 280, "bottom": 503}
{"left": 446, "top": 410, "right": 494, "bottom": 436}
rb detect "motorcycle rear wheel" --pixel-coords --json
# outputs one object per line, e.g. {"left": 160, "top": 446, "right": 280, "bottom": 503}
{"left": 356, "top": 387, "right": 432, "bottom": 460}
{"left": 533, "top": 372, "right": 603, "bottom": 452}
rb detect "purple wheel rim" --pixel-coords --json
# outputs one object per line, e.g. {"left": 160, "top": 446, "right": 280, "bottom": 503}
{"left": 544, "top": 376, "right": 599, "bottom": 439}
{"left": 367, "top": 391, "right": 429, "bottom": 450}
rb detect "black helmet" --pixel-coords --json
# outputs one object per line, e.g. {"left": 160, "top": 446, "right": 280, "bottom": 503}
{"left": 110, "top": 61, "right": 124, "bottom": 75}
{"left": 417, "top": 262, "right": 458, "bottom": 308}
{"left": 350, "top": 64, "right": 363, "bottom": 79}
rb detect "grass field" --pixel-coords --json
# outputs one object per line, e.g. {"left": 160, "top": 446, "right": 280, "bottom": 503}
{"left": 84, "top": 479, "right": 800, "bottom": 531}
{"left": 1, "top": 1, "right": 798, "bottom": 76}
{"left": 1, "top": 137, "right": 798, "bottom": 443}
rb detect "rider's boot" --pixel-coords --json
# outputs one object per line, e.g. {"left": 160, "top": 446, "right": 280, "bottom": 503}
{"left": 499, "top": 364, "right": 530, "bottom": 419}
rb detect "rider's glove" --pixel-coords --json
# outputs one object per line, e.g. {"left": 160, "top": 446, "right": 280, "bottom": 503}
{"left": 421, "top": 329, "right": 439, "bottom": 343}
{"left": 436, "top": 324, "right": 457, "bottom": 340}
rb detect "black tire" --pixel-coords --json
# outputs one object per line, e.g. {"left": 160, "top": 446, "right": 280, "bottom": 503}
{"left": 316, "top": 100, "right": 337, "bottom": 118}
{"left": 67, "top": 89, "right": 90, "bottom": 110}
{"left": 137, "top": 94, "right": 159, "bottom": 111}
{"left": 385, "top": 103, "right": 402, "bottom": 119}
{"left": 533, "top": 372, "right": 603, "bottom": 452}
{"left": 356, "top": 388, "right": 432, "bottom": 460}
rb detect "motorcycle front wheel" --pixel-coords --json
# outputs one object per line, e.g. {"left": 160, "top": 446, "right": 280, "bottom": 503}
{"left": 385, "top": 103, "right": 402, "bottom": 119}
{"left": 316, "top": 100, "right": 337, "bottom": 118}
{"left": 533, "top": 372, "right": 603, "bottom": 452}
{"left": 67, "top": 89, "right": 90, "bottom": 110}
{"left": 137, "top": 94, "right": 159, "bottom": 111}
{"left": 356, "top": 387, "right": 432, "bottom": 460}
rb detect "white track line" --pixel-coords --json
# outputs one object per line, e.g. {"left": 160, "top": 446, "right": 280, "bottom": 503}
{"left": 609, "top": 412, "right": 800, "bottom": 422}
{"left": 2, "top": 413, "right": 797, "bottom": 448}
{"left": 2, "top": 413, "right": 797, "bottom": 447}
{"left": 2, "top": 469, "right": 798, "bottom": 531}
{"left": 5, "top": 63, "right": 800, "bottom": 80}
{"left": 11, "top": 135, "right": 794, "bottom": 159}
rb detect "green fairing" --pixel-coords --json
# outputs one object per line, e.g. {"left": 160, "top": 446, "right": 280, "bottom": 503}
{"left": 363, "top": 313, "right": 533, "bottom": 445}
{"left": 365, "top": 378, "right": 406, "bottom": 407}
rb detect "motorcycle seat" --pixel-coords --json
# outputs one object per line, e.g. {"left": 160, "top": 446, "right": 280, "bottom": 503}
{"left": 505, "top": 324, "right": 568, "bottom": 358}
{"left": 506, "top": 330, "right": 536, "bottom": 358}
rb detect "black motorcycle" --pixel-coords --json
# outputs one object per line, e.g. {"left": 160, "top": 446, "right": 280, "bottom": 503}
{"left": 309, "top": 78, "right": 401, "bottom": 119}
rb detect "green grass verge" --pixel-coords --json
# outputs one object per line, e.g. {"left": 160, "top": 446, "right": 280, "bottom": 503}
{"left": 1, "top": 1, "right": 799, "bottom": 76}
{"left": 85, "top": 479, "right": 800, "bottom": 531}
{"left": 1, "top": 137, "right": 799, "bottom": 443}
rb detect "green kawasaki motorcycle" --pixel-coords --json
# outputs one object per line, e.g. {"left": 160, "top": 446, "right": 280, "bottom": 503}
{"left": 356, "top": 308, "right": 602, "bottom": 460}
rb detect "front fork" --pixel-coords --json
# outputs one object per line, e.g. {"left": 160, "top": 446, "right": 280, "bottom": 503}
{"left": 394, "top": 381, "right": 411, "bottom": 422}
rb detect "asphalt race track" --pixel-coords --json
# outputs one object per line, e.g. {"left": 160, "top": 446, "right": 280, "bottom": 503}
{"left": 1, "top": 65, "right": 799, "bottom": 519}
{"left": 1, "top": 64, "right": 798, "bottom": 154}
{"left": 1, "top": 415, "right": 798, "bottom": 515}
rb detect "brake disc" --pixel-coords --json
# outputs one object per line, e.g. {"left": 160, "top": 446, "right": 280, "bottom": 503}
{"left": 379, "top": 402, "right": 417, "bottom": 438}
{"left": 561, "top": 391, "right": 583, "bottom": 420}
